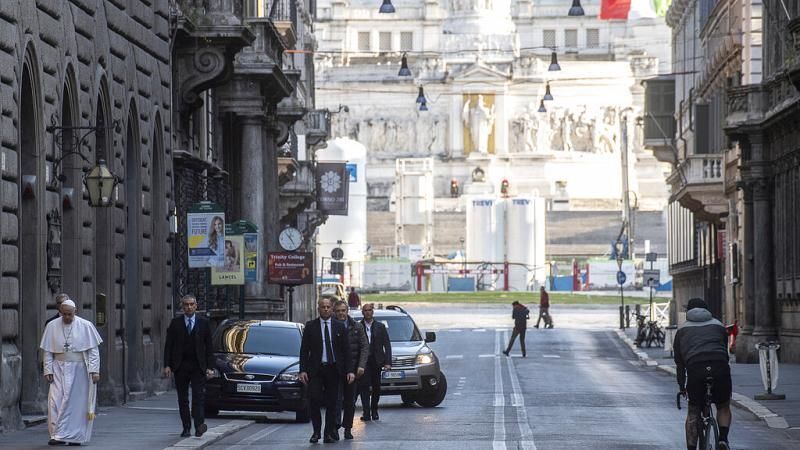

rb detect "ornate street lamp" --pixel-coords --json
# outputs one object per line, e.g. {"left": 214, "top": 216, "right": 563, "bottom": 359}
{"left": 46, "top": 116, "right": 120, "bottom": 207}
{"left": 543, "top": 82, "right": 554, "bottom": 101}
{"left": 419, "top": 101, "right": 429, "bottom": 111}
{"left": 568, "top": 0, "right": 585, "bottom": 16}
{"left": 537, "top": 99, "right": 547, "bottom": 113}
{"left": 379, "top": 0, "right": 395, "bottom": 13}
{"left": 548, "top": 51, "right": 561, "bottom": 71}
{"left": 415, "top": 86, "right": 427, "bottom": 104}
{"left": 398, "top": 53, "right": 412, "bottom": 76}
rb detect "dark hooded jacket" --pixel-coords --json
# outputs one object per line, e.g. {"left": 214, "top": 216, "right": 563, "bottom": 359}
{"left": 673, "top": 307, "right": 728, "bottom": 388}
{"left": 340, "top": 316, "right": 369, "bottom": 372}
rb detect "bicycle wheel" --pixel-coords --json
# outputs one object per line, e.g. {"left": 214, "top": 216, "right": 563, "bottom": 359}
{"left": 703, "top": 416, "right": 719, "bottom": 450}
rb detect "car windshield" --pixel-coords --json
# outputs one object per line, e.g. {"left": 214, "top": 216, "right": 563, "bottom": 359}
{"left": 214, "top": 324, "right": 301, "bottom": 356}
{"left": 377, "top": 316, "right": 422, "bottom": 342}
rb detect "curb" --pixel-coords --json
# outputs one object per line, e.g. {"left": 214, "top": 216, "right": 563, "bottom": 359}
{"left": 613, "top": 330, "right": 789, "bottom": 429}
{"left": 162, "top": 419, "right": 254, "bottom": 449}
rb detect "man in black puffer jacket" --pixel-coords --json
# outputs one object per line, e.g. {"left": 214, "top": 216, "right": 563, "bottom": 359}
{"left": 333, "top": 300, "right": 369, "bottom": 440}
{"left": 674, "top": 298, "right": 732, "bottom": 450}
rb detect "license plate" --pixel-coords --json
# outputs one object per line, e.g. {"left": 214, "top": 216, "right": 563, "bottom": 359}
{"left": 236, "top": 383, "right": 261, "bottom": 393}
{"left": 382, "top": 371, "right": 405, "bottom": 380}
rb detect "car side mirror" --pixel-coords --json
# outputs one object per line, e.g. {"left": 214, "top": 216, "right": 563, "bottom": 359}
{"left": 425, "top": 331, "right": 436, "bottom": 343}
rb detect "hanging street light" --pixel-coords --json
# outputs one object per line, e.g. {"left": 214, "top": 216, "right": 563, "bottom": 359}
{"left": 379, "top": 0, "right": 395, "bottom": 13}
{"left": 84, "top": 159, "right": 119, "bottom": 207}
{"left": 419, "top": 101, "right": 429, "bottom": 111}
{"left": 398, "top": 53, "right": 412, "bottom": 76}
{"left": 416, "top": 86, "right": 427, "bottom": 104}
{"left": 548, "top": 51, "right": 561, "bottom": 71}
{"left": 568, "top": 0, "right": 585, "bottom": 16}
{"left": 537, "top": 99, "right": 547, "bottom": 113}
{"left": 543, "top": 82, "right": 554, "bottom": 101}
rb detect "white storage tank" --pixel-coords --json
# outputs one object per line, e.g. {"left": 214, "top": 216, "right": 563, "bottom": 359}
{"left": 316, "top": 138, "right": 367, "bottom": 287}
{"left": 505, "top": 197, "right": 535, "bottom": 291}
{"left": 466, "top": 197, "right": 498, "bottom": 267}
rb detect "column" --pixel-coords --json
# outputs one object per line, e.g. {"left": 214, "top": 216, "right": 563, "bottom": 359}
{"left": 752, "top": 176, "right": 776, "bottom": 338}
{"left": 450, "top": 95, "right": 463, "bottom": 157}
{"left": 494, "top": 92, "right": 508, "bottom": 156}
{"left": 239, "top": 115, "right": 268, "bottom": 301}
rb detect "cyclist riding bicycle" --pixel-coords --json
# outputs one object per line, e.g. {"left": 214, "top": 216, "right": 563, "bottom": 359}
{"left": 673, "top": 298, "right": 732, "bottom": 450}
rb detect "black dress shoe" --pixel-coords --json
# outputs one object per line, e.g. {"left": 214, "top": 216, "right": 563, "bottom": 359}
{"left": 360, "top": 415, "right": 371, "bottom": 421}
{"left": 371, "top": 412, "right": 379, "bottom": 420}
{"left": 195, "top": 423, "right": 208, "bottom": 437}
{"left": 180, "top": 428, "right": 191, "bottom": 438}
{"left": 323, "top": 435, "right": 334, "bottom": 443}
{"left": 332, "top": 429, "right": 339, "bottom": 441}
{"left": 344, "top": 429, "right": 354, "bottom": 440}
{"left": 48, "top": 440, "right": 65, "bottom": 446}
{"left": 309, "top": 433, "right": 320, "bottom": 443}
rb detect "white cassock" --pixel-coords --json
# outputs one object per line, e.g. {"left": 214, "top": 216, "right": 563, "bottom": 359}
{"left": 40, "top": 315, "right": 103, "bottom": 444}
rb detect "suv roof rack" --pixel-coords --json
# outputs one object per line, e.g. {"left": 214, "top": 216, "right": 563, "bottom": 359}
{"left": 385, "top": 305, "right": 407, "bottom": 315}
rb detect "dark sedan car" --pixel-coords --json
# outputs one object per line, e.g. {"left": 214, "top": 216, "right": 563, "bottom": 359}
{"left": 205, "top": 320, "right": 308, "bottom": 422}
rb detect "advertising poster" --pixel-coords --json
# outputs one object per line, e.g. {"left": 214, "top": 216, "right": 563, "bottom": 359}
{"left": 211, "top": 235, "right": 245, "bottom": 285}
{"left": 316, "top": 162, "right": 350, "bottom": 215}
{"left": 187, "top": 202, "right": 225, "bottom": 268}
{"left": 244, "top": 232, "right": 258, "bottom": 282}
{"left": 267, "top": 252, "right": 314, "bottom": 285}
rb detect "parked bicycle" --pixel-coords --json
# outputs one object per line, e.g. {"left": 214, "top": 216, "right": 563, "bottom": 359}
{"left": 678, "top": 376, "right": 721, "bottom": 450}
{"left": 634, "top": 313, "right": 665, "bottom": 348}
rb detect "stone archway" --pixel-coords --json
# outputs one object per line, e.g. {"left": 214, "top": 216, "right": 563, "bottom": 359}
{"left": 149, "top": 113, "right": 168, "bottom": 389}
{"left": 19, "top": 53, "right": 45, "bottom": 414}
{"left": 124, "top": 103, "right": 144, "bottom": 392}
{"left": 60, "top": 69, "right": 82, "bottom": 304}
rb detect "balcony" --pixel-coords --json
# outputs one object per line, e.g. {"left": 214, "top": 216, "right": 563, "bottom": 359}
{"left": 642, "top": 77, "right": 677, "bottom": 165}
{"left": 666, "top": 154, "right": 727, "bottom": 222}
{"left": 725, "top": 84, "right": 765, "bottom": 132}
{"left": 279, "top": 160, "right": 316, "bottom": 226}
{"left": 304, "top": 109, "right": 331, "bottom": 147}
{"left": 244, "top": 0, "right": 296, "bottom": 49}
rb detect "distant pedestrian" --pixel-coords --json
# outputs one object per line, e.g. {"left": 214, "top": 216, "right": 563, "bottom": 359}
{"left": 163, "top": 294, "right": 215, "bottom": 438}
{"left": 347, "top": 287, "right": 361, "bottom": 309}
{"left": 40, "top": 299, "right": 103, "bottom": 445}
{"left": 360, "top": 303, "right": 392, "bottom": 421}
{"left": 333, "top": 300, "right": 369, "bottom": 440}
{"left": 503, "top": 301, "right": 529, "bottom": 357}
{"left": 535, "top": 286, "right": 553, "bottom": 329}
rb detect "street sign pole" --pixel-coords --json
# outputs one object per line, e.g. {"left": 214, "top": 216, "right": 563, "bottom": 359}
{"left": 239, "top": 284, "right": 245, "bottom": 319}
{"left": 616, "top": 241, "right": 626, "bottom": 329}
{"left": 287, "top": 286, "right": 294, "bottom": 322}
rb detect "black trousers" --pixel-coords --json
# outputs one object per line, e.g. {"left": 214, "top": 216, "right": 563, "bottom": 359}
{"left": 505, "top": 326, "right": 527, "bottom": 355}
{"left": 336, "top": 377, "right": 358, "bottom": 429}
{"left": 308, "top": 364, "right": 339, "bottom": 436}
{"left": 175, "top": 365, "right": 206, "bottom": 429}
{"left": 359, "top": 359, "right": 382, "bottom": 416}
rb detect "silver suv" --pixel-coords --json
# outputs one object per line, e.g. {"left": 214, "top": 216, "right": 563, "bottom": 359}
{"left": 350, "top": 305, "right": 447, "bottom": 407}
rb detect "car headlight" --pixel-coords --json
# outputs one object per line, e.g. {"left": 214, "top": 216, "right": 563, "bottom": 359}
{"left": 278, "top": 371, "right": 300, "bottom": 382}
{"left": 416, "top": 353, "right": 434, "bottom": 365}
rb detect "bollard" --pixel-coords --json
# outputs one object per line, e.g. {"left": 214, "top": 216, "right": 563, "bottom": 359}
{"left": 619, "top": 305, "right": 625, "bottom": 329}
{"left": 754, "top": 342, "right": 785, "bottom": 400}
{"left": 625, "top": 305, "right": 631, "bottom": 328}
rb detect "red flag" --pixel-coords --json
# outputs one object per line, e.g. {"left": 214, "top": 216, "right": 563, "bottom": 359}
{"left": 600, "top": 0, "right": 631, "bottom": 20}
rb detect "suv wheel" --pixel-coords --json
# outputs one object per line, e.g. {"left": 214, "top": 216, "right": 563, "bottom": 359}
{"left": 400, "top": 393, "right": 417, "bottom": 406}
{"left": 295, "top": 408, "right": 310, "bottom": 423}
{"left": 414, "top": 372, "right": 447, "bottom": 407}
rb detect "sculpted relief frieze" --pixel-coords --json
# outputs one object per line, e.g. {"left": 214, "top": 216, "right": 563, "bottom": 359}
{"left": 510, "top": 105, "right": 620, "bottom": 154}
{"left": 332, "top": 109, "right": 448, "bottom": 158}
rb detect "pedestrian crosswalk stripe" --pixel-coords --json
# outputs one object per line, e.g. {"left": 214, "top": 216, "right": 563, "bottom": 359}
{"left": 479, "top": 354, "right": 496, "bottom": 358}
{"left": 445, "top": 354, "right": 464, "bottom": 359}
{"left": 542, "top": 354, "right": 560, "bottom": 358}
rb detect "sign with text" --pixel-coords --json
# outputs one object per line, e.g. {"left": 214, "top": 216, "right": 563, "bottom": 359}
{"left": 211, "top": 235, "right": 245, "bottom": 285}
{"left": 187, "top": 202, "right": 225, "bottom": 268}
{"left": 316, "top": 162, "right": 350, "bottom": 215}
{"left": 268, "top": 252, "right": 313, "bottom": 285}
{"left": 244, "top": 232, "right": 258, "bottom": 282}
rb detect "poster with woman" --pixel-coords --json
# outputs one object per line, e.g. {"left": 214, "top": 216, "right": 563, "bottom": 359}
{"left": 212, "top": 235, "right": 245, "bottom": 285}
{"left": 187, "top": 202, "right": 225, "bottom": 268}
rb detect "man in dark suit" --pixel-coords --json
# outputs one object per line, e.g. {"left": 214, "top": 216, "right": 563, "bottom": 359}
{"left": 44, "top": 293, "right": 69, "bottom": 327}
{"left": 163, "top": 294, "right": 214, "bottom": 438}
{"left": 359, "top": 303, "right": 392, "bottom": 421}
{"left": 299, "top": 297, "right": 354, "bottom": 444}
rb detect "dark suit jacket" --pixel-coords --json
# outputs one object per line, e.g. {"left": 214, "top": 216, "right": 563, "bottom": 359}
{"left": 362, "top": 319, "right": 392, "bottom": 366}
{"left": 164, "top": 315, "right": 214, "bottom": 372}
{"left": 300, "top": 317, "right": 353, "bottom": 376}
{"left": 45, "top": 312, "right": 60, "bottom": 327}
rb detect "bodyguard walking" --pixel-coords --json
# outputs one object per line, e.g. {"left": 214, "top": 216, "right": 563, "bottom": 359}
{"left": 360, "top": 303, "right": 392, "bottom": 421}
{"left": 503, "top": 301, "right": 530, "bottom": 357}
{"left": 163, "top": 294, "right": 215, "bottom": 438}
{"left": 299, "top": 298, "right": 354, "bottom": 443}
{"left": 333, "top": 300, "right": 369, "bottom": 440}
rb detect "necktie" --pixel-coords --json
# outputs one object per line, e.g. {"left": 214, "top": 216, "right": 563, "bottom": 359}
{"left": 187, "top": 318, "right": 193, "bottom": 333}
{"left": 324, "top": 320, "right": 335, "bottom": 364}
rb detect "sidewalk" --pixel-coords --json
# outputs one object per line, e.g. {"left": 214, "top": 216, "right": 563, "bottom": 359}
{"left": 618, "top": 327, "right": 800, "bottom": 435}
{"left": 0, "top": 391, "right": 252, "bottom": 450}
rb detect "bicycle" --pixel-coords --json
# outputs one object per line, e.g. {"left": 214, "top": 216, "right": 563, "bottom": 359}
{"left": 634, "top": 314, "right": 665, "bottom": 348}
{"left": 677, "top": 376, "right": 721, "bottom": 450}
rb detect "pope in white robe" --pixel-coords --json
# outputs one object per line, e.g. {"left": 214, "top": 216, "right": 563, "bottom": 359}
{"left": 40, "top": 299, "right": 103, "bottom": 445}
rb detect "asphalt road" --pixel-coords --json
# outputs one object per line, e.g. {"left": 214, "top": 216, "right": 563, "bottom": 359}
{"left": 207, "top": 304, "right": 798, "bottom": 449}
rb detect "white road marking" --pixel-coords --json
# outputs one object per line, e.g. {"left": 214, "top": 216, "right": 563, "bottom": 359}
{"left": 542, "top": 354, "right": 561, "bottom": 358}
{"left": 448, "top": 329, "right": 463, "bottom": 332}
{"left": 453, "top": 392, "right": 462, "bottom": 396}
{"left": 574, "top": 355, "right": 591, "bottom": 360}
{"left": 225, "top": 423, "right": 285, "bottom": 448}
{"left": 493, "top": 329, "right": 506, "bottom": 450}
{"left": 445, "top": 354, "right": 464, "bottom": 359}
{"left": 473, "top": 328, "right": 487, "bottom": 332}
{"left": 505, "top": 331, "right": 537, "bottom": 450}
{"left": 479, "top": 354, "right": 496, "bottom": 358}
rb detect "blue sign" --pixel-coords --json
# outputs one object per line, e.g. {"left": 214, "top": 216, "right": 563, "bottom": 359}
{"left": 616, "top": 271, "right": 627, "bottom": 286}
{"left": 346, "top": 163, "right": 357, "bottom": 182}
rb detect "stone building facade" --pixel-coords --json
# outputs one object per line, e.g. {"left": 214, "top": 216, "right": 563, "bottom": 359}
{"left": 0, "top": 0, "right": 328, "bottom": 431}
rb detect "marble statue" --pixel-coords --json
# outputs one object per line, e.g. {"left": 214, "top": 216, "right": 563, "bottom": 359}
{"left": 511, "top": 112, "right": 538, "bottom": 153}
{"left": 594, "top": 107, "right": 618, "bottom": 153}
{"left": 462, "top": 95, "right": 496, "bottom": 154}
{"left": 568, "top": 107, "right": 595, "bottom": 152}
